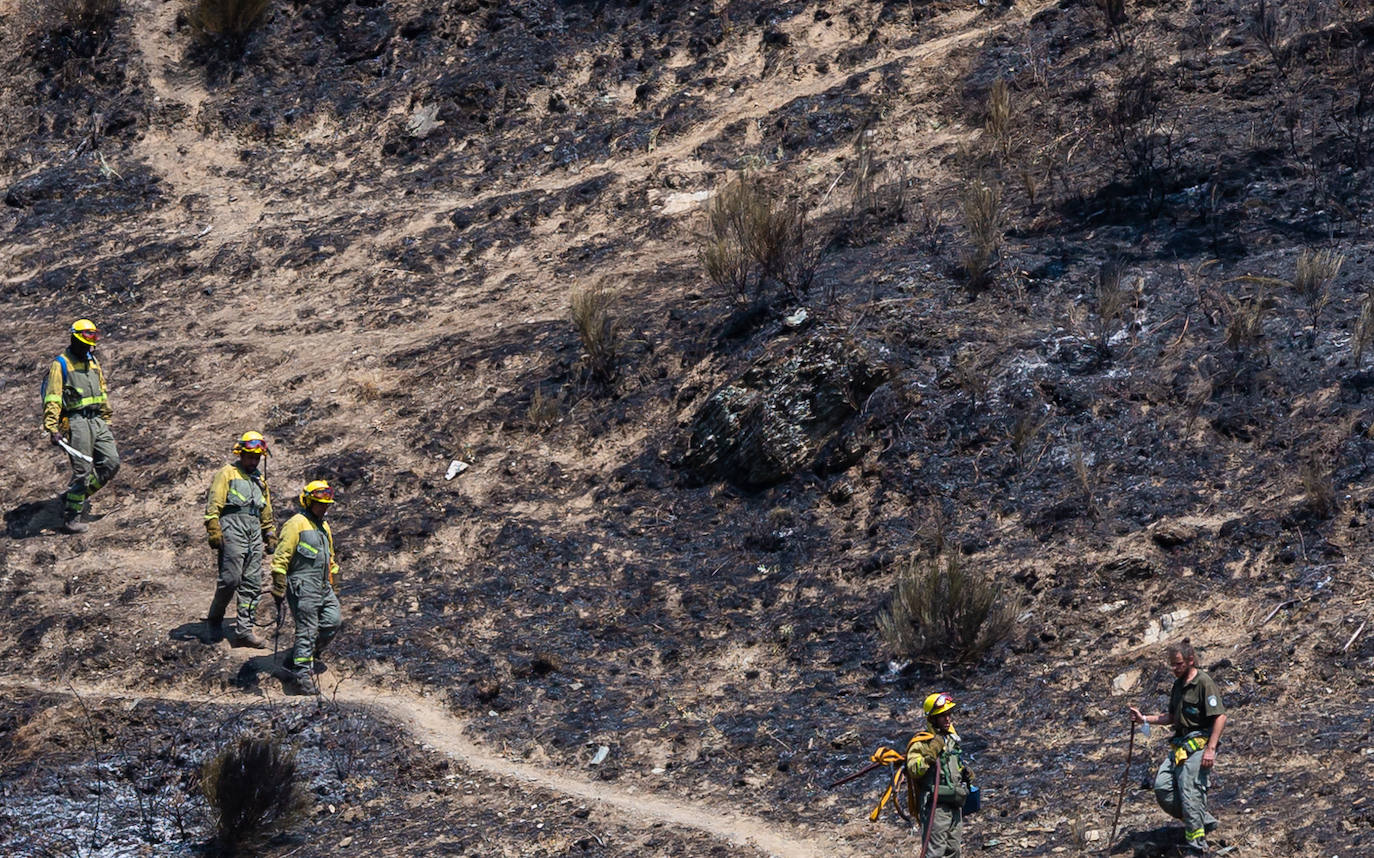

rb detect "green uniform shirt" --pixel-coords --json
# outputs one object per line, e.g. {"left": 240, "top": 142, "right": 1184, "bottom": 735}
{"left": 905, "top": 729, "right": 971, "bottom": 800}
{"left": 1169, "top": 668, "right": 1226, "bottom": 737}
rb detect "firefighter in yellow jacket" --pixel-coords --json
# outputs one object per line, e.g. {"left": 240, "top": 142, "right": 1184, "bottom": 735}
{"left": 42, "top": 319, "right": 120, "bottom": 533}
{"left": 271, "top": 480, "right": 341, "bottom": 694}
{"left": 203, "top": 432, "right": 276, "bottom": 647}
{"left": 906, "top": 692, "right": 973, "bottom": 858}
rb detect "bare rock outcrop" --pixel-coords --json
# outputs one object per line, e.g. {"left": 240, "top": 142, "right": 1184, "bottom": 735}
{"left": 682, "top": 331, "right": 890, "bottom": 490}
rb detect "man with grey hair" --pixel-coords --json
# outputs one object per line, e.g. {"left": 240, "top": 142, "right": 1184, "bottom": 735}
{"left": 1129, "top": 639, "right": 1227, "bottom": 854}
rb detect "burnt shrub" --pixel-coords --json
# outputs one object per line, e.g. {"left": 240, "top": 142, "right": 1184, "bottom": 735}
{"left": 189, "top": 0, "right": 271, "bottom": 54}
{"left": 55, "top": 0, "right": 119, "bottom": 31}
{"left": 200, "top": 733, "right": 307, "bottom": 854}
{"left": 877, "top": 551, "right": 1015, "bottom": 664}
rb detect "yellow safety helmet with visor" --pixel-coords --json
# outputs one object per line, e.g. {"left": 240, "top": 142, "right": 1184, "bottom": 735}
{"left": 232, "top": 430, "right": 269, "bottom": 456}
{"left": 70, "top": 318, "right": 100, "bottom": 346}
{"left": 299, "top": 480, "right": 336, "bottom": 506}
{"left": 923, "top": 692, "right": 956, "bottom": 718}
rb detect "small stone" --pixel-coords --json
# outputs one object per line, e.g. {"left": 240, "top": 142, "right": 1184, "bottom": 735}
{"left": 1112, "top": 669, "right": 1141, "bottom": 693}
{"left": 445, "top": 460, "right": 469, "bottom": 480}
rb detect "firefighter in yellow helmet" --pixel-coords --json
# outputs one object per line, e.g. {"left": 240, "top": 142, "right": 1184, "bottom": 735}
{"left": 270, "top": 480, "right": 341, "bottom": 694}
{"left": 203, "top": 432, "right": 277, "bottom": 647}
{"left": 905, "top": 692, "right": 973, "bottom": 858}
{"left": 42, "top": 319, "right": 120, "bottom": 533}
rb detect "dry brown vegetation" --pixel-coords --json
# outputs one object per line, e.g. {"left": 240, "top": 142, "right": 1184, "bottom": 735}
{"left": 877, "top": 551, "right": 1016, "bottom": 665}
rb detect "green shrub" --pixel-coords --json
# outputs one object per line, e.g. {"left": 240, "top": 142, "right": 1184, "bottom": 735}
{"left": 200, "top": 734, "right": 306, "bottom": 854}
{"left": 188, "top": 0, "right": 271, "bottom": 48}
{"left": 877, "top": 551, "right": 1015, "bottom": 664}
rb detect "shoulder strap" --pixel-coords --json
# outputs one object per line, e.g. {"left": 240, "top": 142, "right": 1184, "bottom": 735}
{"left": 56, "top": 354, "right": 70, "bottom": 381}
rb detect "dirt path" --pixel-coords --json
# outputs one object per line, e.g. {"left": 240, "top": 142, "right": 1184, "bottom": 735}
{"left": 1, "top": 678, "right": 854, "bottom": 858}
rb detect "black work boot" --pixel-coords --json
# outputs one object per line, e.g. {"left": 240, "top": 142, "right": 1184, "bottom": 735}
{"left": 62, "top": 509, "right": 88, "bottom": 534}
{"left": 230, "top": 629, "right": 267, "bottom": 648}
{"left": 202, "top": 619, "right": 224, "bottom": 643}
{"left": 292, "top": 667, "right": 318, "bottom": 695}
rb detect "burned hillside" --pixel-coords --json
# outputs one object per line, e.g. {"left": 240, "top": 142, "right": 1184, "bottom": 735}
{"left": 2, "top": 0, "right": 1373, "bottom": 856}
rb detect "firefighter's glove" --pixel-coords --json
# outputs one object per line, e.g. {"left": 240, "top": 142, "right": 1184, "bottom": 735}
{"left": 49, "top": 431, "right": 62, "bottom": 448}
{"left": 961, "top": 766, "right": 974, "bottom": 784}
{"left": 206, "top": 518, "right": 223, "bottom": 550}
{"left": 265, "top": 532, "right": 279, "bottom": 553}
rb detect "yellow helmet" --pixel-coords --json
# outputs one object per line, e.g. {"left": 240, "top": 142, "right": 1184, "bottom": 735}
{"left": 232, "top": 431, "right": 269, "bottom": 456}
{"left": 299, "top": 480, "right": 336, "bottom": 506}
{"left": 70, "top": 318, "right": 100, "bottom": 346}
{"left": 923, "top": 692, "right": 956, "bottom": 718}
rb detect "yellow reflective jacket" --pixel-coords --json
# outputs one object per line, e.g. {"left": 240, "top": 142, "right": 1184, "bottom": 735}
{"left": 906, "top": 727, "right": 971, "bottom": 800}
{"left": 42, "top": 349, "right": 112, "bottom": 433}
{"left": 203, "top": 463, "right": 275, "bottom": 536}
{"left": 271, "top": 513, "right": 339, "bottom": 597}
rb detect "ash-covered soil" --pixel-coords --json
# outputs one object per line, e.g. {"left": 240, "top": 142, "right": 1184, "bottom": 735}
{"left": 2, "top": 0, "right": 1374, "bottom": 856}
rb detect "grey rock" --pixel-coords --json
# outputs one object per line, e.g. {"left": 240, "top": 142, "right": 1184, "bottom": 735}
{"left": 682, "top": 331, "right": 889, "bottom": 490}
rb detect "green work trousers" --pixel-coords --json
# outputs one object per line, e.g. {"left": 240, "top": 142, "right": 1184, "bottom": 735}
{"left": 62, "top": 415, "right": 119, "bottom": 514}
{"left": 918, "top": 796, "right": 963, "bottom": 858}
{"left": 207, "top": 514, "right": 264, "bottom": 637}
{"left": 1154, "top": 750, "right": 1217, "bottom": 850}
{"left": 287, "top": 571, "right": 340, "bottom": 670}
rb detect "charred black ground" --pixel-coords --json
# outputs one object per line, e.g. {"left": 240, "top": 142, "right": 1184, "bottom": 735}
{"left": 2, "top": 0, "right": 1373, "bottom": 856}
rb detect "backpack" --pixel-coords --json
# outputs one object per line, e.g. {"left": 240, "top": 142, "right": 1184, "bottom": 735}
{"left": 40, "top": 354, "right": 70, "bottom": 413}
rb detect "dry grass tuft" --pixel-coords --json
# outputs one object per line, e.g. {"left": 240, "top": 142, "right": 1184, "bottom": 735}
{"left": 55, "top": 0, "right": 119, "bottom": 30}
{"left": 201, "top": 734, "right": 307, "bottom": 855}
{"left": 570, "top": 283, "right": 619, "bottom": 385}
{"left": 527, "top": 385, "right": 560, "bottom": 432}
{"left": 1299, "top": 459, "right": 1336, "bottom": 520}
{"left": 1291, "top": 248, "right": 1345, "bottom": 328}
{"left": 188, "top": 0, "right": 271, "bottom": 47}
{"left": 984, "top": 78, "right": 1013, "bottom": 159}
{"left": 1094, "top": 259, "right": 1132, "bottom": 346}
{"left": 960, "top": 181, "right": 1002, "bottom": 290}
{"left": 1221, "top": 285, "right": 1272, "bottom": 359}
{"left": 877, "top": 551, "right": 1016, "bottom": 664}
{"left": 1354, "top": 286, "right": 1374, "bottom": 367}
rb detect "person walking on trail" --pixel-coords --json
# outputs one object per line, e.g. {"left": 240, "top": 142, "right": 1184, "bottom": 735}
{"left": 204, "top": 431, "right": 277, "bottom": 647}
{"left": 42, "top": 319, "right": 120, "bottom": 534}
{"left": 271, "top": 480, "right": 341, "bottom": 695}
{"left": 1129, "top": 639, "right": 1228, "bottom": 855}
{"left": 906, "top": 692, "right": 973, "bottom": 858}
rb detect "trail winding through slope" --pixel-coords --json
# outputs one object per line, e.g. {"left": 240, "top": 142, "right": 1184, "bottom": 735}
{"left": 3, "top": 678, "right": 849, "bottom": 858}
